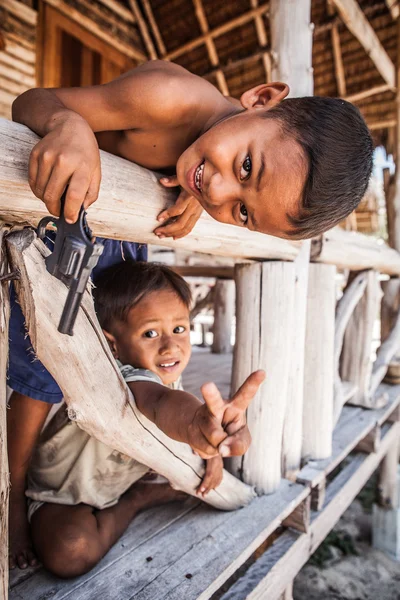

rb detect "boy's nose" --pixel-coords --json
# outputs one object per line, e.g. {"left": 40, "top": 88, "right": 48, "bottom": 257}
{"left": 159, "top": 336, "right": 179, "bottom": 354}
{"left": 206, "top": 172, "right": 236, "bottom": 207}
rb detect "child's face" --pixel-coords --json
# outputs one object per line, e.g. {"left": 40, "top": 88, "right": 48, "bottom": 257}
{"left": 107, "top": 289, "right": 191, "bottom": 386}
{"left": 176, "top": 109, "right": 307, "bottom": 239}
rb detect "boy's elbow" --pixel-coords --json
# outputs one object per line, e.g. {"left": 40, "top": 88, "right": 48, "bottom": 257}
{"left": 12, "top": 89, "right": 36, "bottom": 123}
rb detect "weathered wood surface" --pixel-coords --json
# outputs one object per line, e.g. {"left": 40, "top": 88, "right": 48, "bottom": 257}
{"left": 330, "top": 0, "right": 396, "bottom": 87}
{"left": 220, "top": 420, "right": 400, "bottom": 600}
{"left": 302, "top": 264, "right": 336, "bottom": 460}
{"left": 283, "top": 242, "right": 310, "bottom": 475}
{"left": 312, "top": 227, "right": 400, "bottom": 276}
{"left": 0, "top": 228, "right": 10, "bottom": 600}
{"left": 229, "top": 262, "right": 296, "bottom": 494}
{"left": 6, "top": 229, "right": 255, "bottom": 510}
{"left": 333, "top": 271, "right": 368, "bottom": 424}
{"left": 297, "top": 384, "right": 400, "bottom": 490}
{"left": 212, "top": 279, "right": 235, "bottom": 354}
{"left": 340, "top": 270, "right": 383, "bottom": 408}
{"left": 2, "top": 119, "right": 400, "bottom": 271}
{"left": 0, "top": 119, "right": 299, "bottom": 262}
{"left": 10, "top": 480, "right": 309, "bottom": 600}
{"left": 370, "top": 302, "right": 400, "bottom": 399}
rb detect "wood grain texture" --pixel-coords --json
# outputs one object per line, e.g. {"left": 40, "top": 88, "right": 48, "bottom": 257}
{"left": 212, "top": 280, "right": 235, "bottom": 354}
{"left": 302, "top": 264, "right": 336, "bottom": 460}
{"left": 0, "top": 228, "right": 10, "bottom": 600}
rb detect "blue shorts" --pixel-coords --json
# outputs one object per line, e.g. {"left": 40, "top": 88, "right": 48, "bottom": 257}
{"left": 8, "top": 233, "right": 147, "bottom": 403}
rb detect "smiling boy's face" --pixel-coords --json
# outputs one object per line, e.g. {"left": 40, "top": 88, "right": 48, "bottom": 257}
{"left": 176, "top": 103, "right": 308, "bottom": 239}
{"left": 105, "top": 288, "right": 191, "bottom": 386}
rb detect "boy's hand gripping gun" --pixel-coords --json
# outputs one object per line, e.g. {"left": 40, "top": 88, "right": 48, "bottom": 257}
{"left": 37, "top": 192, "right": 103, "bottom": 336}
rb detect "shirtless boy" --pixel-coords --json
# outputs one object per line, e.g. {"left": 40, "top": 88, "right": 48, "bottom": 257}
{"left": 9, "top": 59, "right": 373, "bottom": 568}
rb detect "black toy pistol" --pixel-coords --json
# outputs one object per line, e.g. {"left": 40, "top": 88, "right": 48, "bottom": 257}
{"left": 37, "top": 191, "right": 103, "bottom": 336}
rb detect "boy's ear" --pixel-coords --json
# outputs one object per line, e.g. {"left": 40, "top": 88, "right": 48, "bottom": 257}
{"left": 240, "top": 83, "right": 290, "bottom": 110}
{"left": 103, "top": 329, "right": 119, "bottom": 359}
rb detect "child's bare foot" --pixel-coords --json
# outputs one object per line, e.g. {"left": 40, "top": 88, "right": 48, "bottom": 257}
{"left": 197, "top": 455, "right": 223, "bottom": 498}
{"left": 9, "top": 497, "right": 39, "bottom": 570}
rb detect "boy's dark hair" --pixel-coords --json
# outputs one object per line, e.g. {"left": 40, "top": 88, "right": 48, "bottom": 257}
{"left": 264, "top": 97, "right": 373, "bottom": 239}
{"left": 93, "top": 261, "right": 192, "bottom": 330}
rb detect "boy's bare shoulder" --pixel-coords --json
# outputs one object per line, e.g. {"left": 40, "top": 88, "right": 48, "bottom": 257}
{"left": 54, "top": 61, "right": 223, "bottom": 132}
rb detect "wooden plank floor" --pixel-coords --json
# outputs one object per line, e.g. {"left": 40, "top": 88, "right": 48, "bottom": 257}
{"left": 9, "top": 351, "right": 400, "bottom": 600}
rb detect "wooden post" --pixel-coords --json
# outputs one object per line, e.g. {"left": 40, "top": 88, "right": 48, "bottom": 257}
{"left": 229, "top": 262, "right": 296, "bottom": 494}
{"left": 0, "top": 228, "right": 10, "bottom": 600}
{"left": 270, "top": 0, "right": 313, "bottom": 477}
{"left": 302, "top": 264, "right": 336, "bottom": 460}
{"left": 212, "top": 280, "right": 235, "bottom": 354}
{"left": 340, "top": 271, "right": 383, "bottom": 408}
{"left": 6, "top": 230, "right": 255, "bottom": 512}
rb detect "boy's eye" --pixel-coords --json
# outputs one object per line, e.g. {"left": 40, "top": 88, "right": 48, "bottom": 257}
{"left": 144, "top": 330, "right": 158, "bottom": 338}
{"left": 174, "top": 326, "right": 186, "bottom": 334}
{"left": 239, "top": 203, "right": 248, "bottom": 225}
{"left": 240, "top": 155, "right": 252, "bottom": 181}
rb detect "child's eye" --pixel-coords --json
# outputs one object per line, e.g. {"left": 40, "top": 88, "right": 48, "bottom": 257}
{"left": 174, "top": 326, "right": 186, "bottom": 334}
{"left": 240, "top": 155, "right": 252, "bottom": 181}
{"left": 144, "top": 330, "right": 158, "bottom": 338}
{"left": 239, "top": 203, "right": 248, "bottom": 225}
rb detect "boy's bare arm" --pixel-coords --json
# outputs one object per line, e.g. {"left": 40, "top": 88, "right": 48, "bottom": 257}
{"left": 128, "top": 380, "right": 227, "bottom": 458}
{"left": 11, "top": 61, "right": 219, "bottom": 224}
{"left": 129, "top": 370, "right": 265, "bottom": 459}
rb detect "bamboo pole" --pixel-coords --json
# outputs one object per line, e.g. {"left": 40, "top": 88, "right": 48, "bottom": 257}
{"left": 141, "top": 0, "right": 166, "bottom": 57}
{"left": 127, "top": 0, "right": 158, "bottom": 60}
{"left": 192, "top": 0, "right": 229, "bottom": 96}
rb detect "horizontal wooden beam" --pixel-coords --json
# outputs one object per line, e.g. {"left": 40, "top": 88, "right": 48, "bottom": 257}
{"left": 345, "top": 83, "right": 393, "bottom": 103}
{"left": 2, "top": 0, "right": 37, "bottom": 26}
{"left": 2, "top": 119, "right": 400, "bottom": 273}
{"left": 165, "top": 4, "right": 269, "bottom": 61}
{"left": 331, "top": 0, "right": 396, "bottom": 88}
{"left": 0, "top": 119, "right": 299, "bottom": 262}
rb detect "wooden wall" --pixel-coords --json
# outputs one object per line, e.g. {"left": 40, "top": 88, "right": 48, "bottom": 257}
{"left": 0, "top": 0, "right": 36, "bottom": 119}
{"left": 0, "top": 0, "right": 146, "bottom": 119}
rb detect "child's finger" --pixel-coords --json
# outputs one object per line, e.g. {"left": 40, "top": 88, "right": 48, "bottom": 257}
{"left": 159, "top": 175, "right": 179, "bottom": 187}
{"left": 201, "top": 381, "right": 226, "bottom": 420}
{"left": 219, "top": 426, "right": 252, "bottom": 457}
{"left": 231, "top": 370, "right": 266, "bottom": 412}
{"left": 65, "top": 171, "right": 91, "bottom": 223}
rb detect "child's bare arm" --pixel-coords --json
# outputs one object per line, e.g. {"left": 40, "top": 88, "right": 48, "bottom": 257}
{"left": 8, "top": 392, "right": 51, "bottom": 569}
{"left": 11, "top": 61, "right": 218, "bottom": 224}
{"left": 128, "top": 381, "right": 227, "bottom": 458}
{"left": 197, "top": 455, "right": 223, "bottom": 498}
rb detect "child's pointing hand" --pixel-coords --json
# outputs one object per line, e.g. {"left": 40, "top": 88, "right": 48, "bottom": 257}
{"left": 201, "top": 370, "right": 266, "bottom": 457}
{"left": 155, "top": 176, "right": 203, "bottom": 239}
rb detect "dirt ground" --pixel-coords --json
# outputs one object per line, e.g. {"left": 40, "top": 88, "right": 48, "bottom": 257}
{"left": 293, "top": 499, "right": 400, "bottom": 600}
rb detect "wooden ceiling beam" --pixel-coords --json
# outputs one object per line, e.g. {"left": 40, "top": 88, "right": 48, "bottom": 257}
{"left": 96, "top": 0, "right": 136, "bottom": 23}
{"left": 127, "top": 0, "right": 158, "bottom": 60}
{"left": 165, "top": 3, "right": 269, "bottom": 61}
{"left": 331, "top": 24, "right": 347, "bottom": 95}
{"left": 141, "top": 0, "right": 166, "bottom": 57}
{"left": 385, "top": 0, "right": 399, "bottom": 20}
{"left": 250, "top": 0, "right": 272, "bottom": 82}
{"left": 345, "top": 83, "right": 392, "bottom": 102}
{"left": 330, "top": 0, "right": 396, "bottom": 88}
{"left": 192, "top": 0, "right": 229, "bottom": 95}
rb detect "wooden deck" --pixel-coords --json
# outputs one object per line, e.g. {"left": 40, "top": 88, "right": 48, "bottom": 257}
{"left": 9, "top": 350, "right": 400, "bottom": 600}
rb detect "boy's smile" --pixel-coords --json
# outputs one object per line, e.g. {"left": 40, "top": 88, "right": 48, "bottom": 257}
{"left": 177, "top": 106, "right": 308, "bottom": 239}
{"left": 106, "top": 289, "right": 191, "bottom": 386}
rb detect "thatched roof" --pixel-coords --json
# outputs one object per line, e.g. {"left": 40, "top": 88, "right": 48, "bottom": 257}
{"left": 118, "top": 0, "right": 397, "bottom": 145}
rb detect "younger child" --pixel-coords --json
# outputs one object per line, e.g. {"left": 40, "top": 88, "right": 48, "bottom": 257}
{"left": 25, "top": 262, "right": 260, "bottom": 578}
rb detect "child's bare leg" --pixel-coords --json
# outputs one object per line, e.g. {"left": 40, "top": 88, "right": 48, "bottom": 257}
{"left": 8, "top": 392, "right": 51, "bottom": 569}
{"left": 31, "top": 481, "right": 186, "bottom": 578}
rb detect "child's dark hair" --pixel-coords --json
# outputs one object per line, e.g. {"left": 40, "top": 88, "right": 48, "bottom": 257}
{"left": 264, "top": 97, "right": 373, "bottom": 239}
{"left": 93, "top": 261, "right": 192, "bottom": 330}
